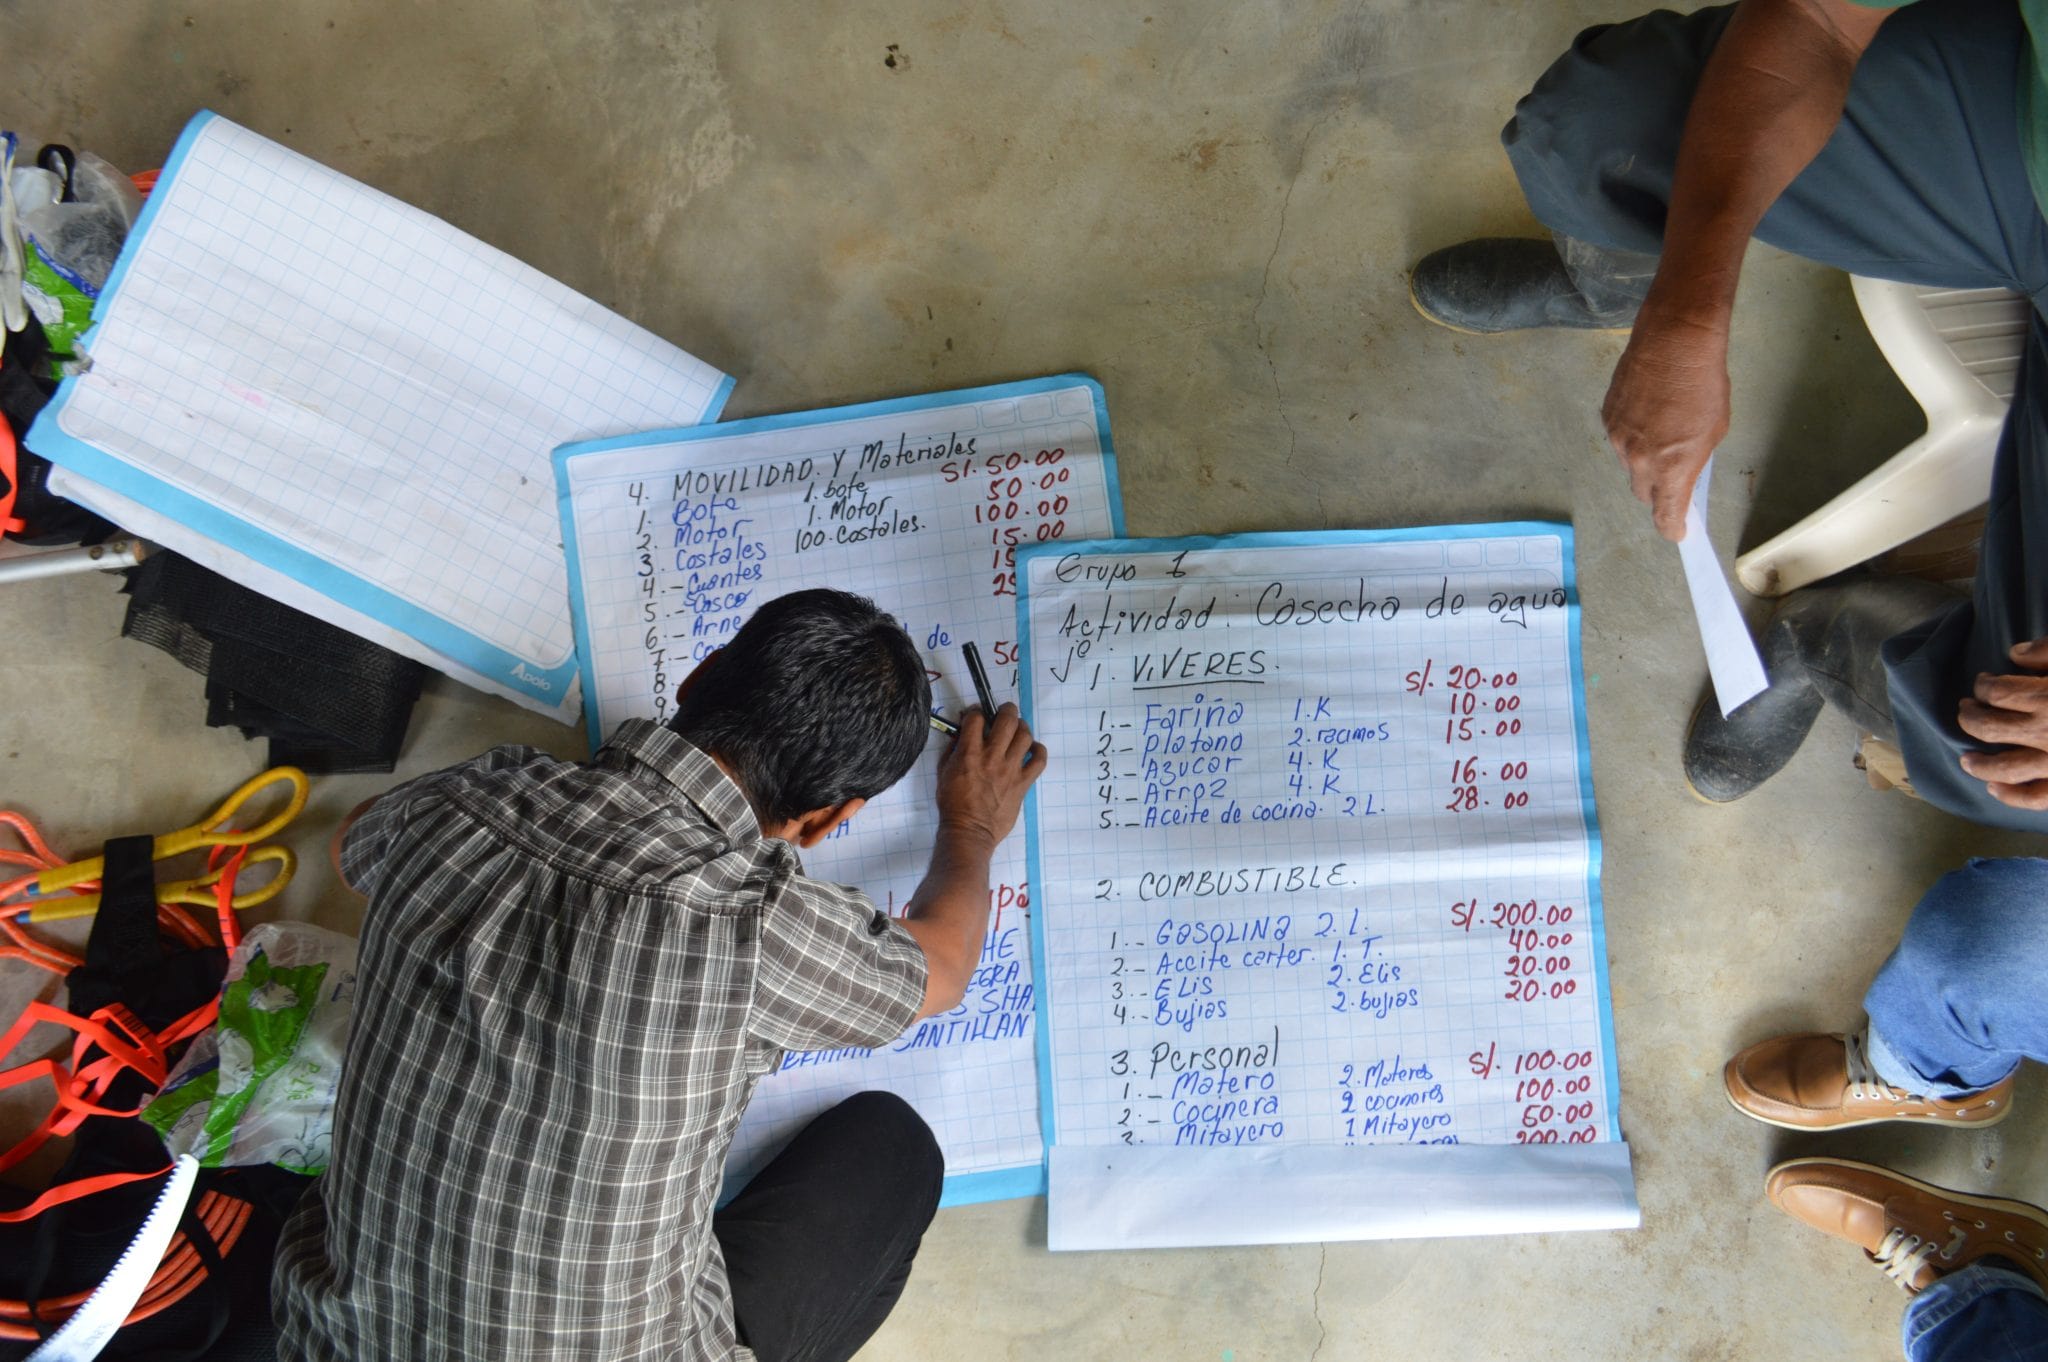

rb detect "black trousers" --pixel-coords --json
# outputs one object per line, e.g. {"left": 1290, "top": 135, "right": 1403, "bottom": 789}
{"left": 713, "top": 1092, "right": 944, "bottom": 1362}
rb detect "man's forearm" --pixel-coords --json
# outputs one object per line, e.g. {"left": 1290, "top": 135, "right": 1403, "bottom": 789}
{"left": 1644, "top": 0, "right": 1885, "bottom": 333}
{"left": 900, "top": 824, "right": 999, "bottom": 1016}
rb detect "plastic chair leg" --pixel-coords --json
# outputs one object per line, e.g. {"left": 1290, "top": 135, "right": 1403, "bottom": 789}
{"left": 1734, "top": 414, "right": 2002, "bottom": 596}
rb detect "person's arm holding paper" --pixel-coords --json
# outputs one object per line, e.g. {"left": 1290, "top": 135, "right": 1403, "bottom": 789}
{"left": 1600, "top": 0, "right": 1890, "bottom": 538}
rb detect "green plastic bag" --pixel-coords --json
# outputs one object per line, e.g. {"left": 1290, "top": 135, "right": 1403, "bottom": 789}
{"left": 142, "top": 922, "right": 357, "bottom": 1174}
{"left": 19, "top": 241, "right": 96, "bottom": 358}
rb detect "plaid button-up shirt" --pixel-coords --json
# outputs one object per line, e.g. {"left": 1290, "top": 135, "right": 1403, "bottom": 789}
{"left": 274, "top": 720, "right": 927, "bottom": 1362}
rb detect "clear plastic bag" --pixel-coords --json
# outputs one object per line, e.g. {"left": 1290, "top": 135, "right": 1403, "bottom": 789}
{"left": 14, "top": 147, "right": 141, "bottom": 294}
{"left": 141, "top": 921, "right": 358, "bottom": 1174}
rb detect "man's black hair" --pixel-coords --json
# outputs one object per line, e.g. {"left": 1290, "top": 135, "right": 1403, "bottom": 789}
{"left": 670, "top": 589, "right": 932, "bottom": 825}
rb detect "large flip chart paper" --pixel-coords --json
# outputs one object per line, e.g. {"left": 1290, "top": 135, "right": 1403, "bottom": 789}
{"left": 26, "top": 112, "right": 732, "bottom": 718}
{"left": 1018, "top": 526, "right": 1638, "bottom": 1249}
{"left": 554, "top": 375, "right": 1123, "bottom": 1204}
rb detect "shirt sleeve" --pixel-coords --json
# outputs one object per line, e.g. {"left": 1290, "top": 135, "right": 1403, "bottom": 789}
{"left": 750, "top": 873, "right": 929, "bottom": 1053}
{"left": 338, "top": 746, "right": 544, "bottom": 897}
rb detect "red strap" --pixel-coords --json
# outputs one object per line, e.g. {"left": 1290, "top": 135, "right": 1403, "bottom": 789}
{"left": 0, "top": 850, "right": 238, "bottom": 1224}
{"left": 0, "top": 372, "right": 24, "bottom": 537}
{"left": 68, "top": 1004, "right": 170, "bottom": 1083}
{"left": 0, "top": 1004, "right": 149, "bottom": 1176}
{"left": 210, "top": 847, "right": 245, "bottom": 952}
{"left": 0, "top": 1166, "right": 172, "bottom": 1224}
{"left": 0, "top": 1000, "right": 86, "bottom": 1076}
{"left": 0, "top": 997, "right": 217, "bottom": 1177}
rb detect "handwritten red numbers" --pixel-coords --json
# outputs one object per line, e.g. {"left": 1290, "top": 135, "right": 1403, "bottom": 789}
{"left": 974, "top": 447, "right": 1066, "bottom": 599}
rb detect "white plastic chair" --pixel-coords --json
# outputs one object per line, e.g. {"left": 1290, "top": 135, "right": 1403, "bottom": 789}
{"left": 1734, "top": 276, "right": 2032, "bottom": 596}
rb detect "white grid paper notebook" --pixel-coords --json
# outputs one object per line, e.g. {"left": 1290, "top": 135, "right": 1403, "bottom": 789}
{"left": 26, "top": 112, "right": 732, "bottom": 717}
{"left": 553, "top": 376, "right": 1124, "bottom": 1204}
{"left": 1018, "top": 527, "right": 1637, "bottom": 1249}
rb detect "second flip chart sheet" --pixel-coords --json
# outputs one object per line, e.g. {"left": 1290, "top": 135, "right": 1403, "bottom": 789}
{"left": 555, "top": 375, "right": 1123, "bottom": 1205}
{"left": 1019, "top": 526, "right": 1638, "bottom": 1249}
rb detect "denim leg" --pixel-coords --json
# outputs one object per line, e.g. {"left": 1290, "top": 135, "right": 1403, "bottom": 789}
{"left": 1902, "top": 1262, "right": 2048, "bottom": 1362}
{"left": 1863, "top": 858, "right": 2048, "bottom": 1097}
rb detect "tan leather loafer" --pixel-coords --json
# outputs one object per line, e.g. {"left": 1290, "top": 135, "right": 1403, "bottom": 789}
{"left": 1765, "top": 1158, "right": 2048, "bottom": 1294}
{"left": 1724, "top": 1031, "right": 2013, "bottom": 1131}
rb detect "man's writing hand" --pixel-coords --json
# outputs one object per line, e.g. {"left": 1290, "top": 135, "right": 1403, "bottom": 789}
{"left": 1957, "top": 638, "right": 2048, "bottom": 811}
{"left": 934, "top": 703, "right": 1047, "bottom": 849}
{"left": 1601, "top": 311, "right": 1731, "bottom": 542}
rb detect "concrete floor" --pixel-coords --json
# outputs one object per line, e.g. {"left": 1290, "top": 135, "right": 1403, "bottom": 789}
{"left": 4, "top": 1, "right": 2045, "bottom": 1358}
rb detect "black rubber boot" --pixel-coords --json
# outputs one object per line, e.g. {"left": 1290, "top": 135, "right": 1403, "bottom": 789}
{"left": 1682, "top": 598, "right": 1828, "bottom": 805}
{"left": 1408, "top": 238, "right": 1640, "bottom": 334}
{"left": 1683, "top": 577, "right": 1962, "bottom": 804}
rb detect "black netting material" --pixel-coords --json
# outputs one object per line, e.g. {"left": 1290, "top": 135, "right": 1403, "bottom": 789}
{"left": 122, "top": 552, "right": 425, "bottom": 772}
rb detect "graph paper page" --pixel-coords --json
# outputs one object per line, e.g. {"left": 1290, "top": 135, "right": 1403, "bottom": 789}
{"left": 555, "top": 375, "right": 1123, "bottom": 1204}
{"left": 25, "top": 112, "right": 731, "bottom": 716}
{"left": 1018, "top": 527, "right": 1637, "bottom": 1249}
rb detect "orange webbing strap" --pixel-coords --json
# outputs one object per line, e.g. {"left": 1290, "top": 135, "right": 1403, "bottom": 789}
{"left": 208, "top": 846, "right": 246, "bottom": 952}
{"left": 0, "top": 995, "right": 219, "bottom": 1202}
{"left": 0, "top": 1004, "right": 166, "bottom": 1177}
{"left": 0, "top": 378, "right": 23, "bottom": 538}
{"left": 0, "top": 1167, "right": 171, "bottom": 1226}
{"left": 0, "top": 826, "right": 240, "bottom": 1234}
{"left": 2, "top": 810, "right": 92, "bottom": 973}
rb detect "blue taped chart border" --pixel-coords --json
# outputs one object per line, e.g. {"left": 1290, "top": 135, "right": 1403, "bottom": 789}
{"left": 24, "top": 108, "right": 734, "bottom": 710}
{"left": 555, "top": 372, "right": 1126, "bottom": 751}
{"left": 1012, "top": 522, "right": 1622, "bottom": 1150}
{"left": 942, "top": 1163, "right": 1046, "bottom": 1208}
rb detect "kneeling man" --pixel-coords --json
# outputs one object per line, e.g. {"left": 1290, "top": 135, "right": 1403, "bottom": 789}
{"left": 275, "top": 588, "right": 1046, "bottom": 1362}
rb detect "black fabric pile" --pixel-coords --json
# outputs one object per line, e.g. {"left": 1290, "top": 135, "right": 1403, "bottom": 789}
{"left": 122, "top": 552, "right": 426, "bottom": 773}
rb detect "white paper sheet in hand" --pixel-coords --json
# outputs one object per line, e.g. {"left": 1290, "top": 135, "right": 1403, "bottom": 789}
{"left": 1678, "top": 458, "right": 1770, "bottom": 717}
{"left": 25, "top": 111, "right": 732, "bottom": 718}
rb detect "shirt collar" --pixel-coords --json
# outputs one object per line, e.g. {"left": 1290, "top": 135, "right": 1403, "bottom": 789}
{"left": 597, "top": 718, "right": 763, "bottom": 843}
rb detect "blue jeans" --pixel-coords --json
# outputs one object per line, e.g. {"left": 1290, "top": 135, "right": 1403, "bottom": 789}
{"left": 1905, "top": 1263, "right": 2048, "bottom": 1362}
{"left": 1860, "top": 858, "right": 2048, "bottom": 1361}
{"left": 1503, "top": 0, "right": 2048, "bottom": 834}
{"left": 1864, "top": 858, "right": 2048, "bottom": 1098}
